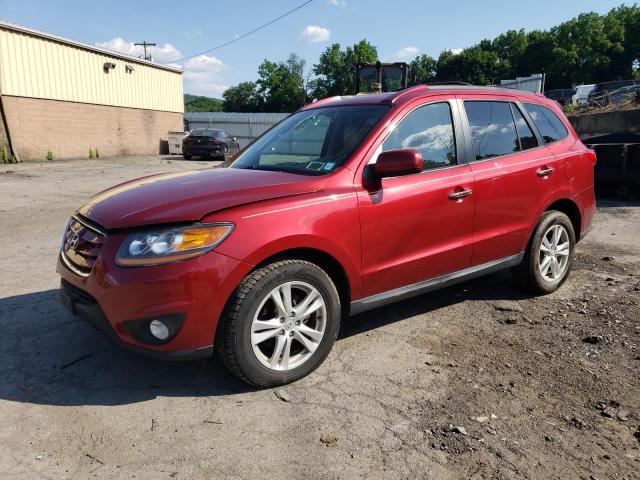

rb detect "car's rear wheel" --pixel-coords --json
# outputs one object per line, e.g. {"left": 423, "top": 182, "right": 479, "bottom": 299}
{"left": 183, "top": 154, "right": 192, "bottom": 160}
{"left": 216, "top": 260, "right": 341, "bottom": 387}
{"left": 512, "top": 210, "right": 576, "bottom": 294}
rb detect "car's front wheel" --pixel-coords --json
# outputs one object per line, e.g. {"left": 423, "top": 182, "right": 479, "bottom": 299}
{"left": 216, "top": 260, "right": 341, "bottom": 387}
{"left": 512, "top": 210, "right": 576, "bottom": 294}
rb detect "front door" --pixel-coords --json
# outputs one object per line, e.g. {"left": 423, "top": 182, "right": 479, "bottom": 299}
{"left": 356, "top": 99, "right": 476, "bottom": 298}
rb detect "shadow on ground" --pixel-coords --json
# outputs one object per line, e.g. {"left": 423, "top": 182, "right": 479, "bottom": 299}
{"left": 0, "top": 270, "right": 529, "bottom": 407}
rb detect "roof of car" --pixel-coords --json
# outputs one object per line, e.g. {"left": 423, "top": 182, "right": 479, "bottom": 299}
{"left": 304, "top": 84, "right": 543, "bottom": 110}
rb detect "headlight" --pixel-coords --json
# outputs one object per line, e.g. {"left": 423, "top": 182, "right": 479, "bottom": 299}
{"left": 116, "top": 223, "right": 234, "bottom": 267}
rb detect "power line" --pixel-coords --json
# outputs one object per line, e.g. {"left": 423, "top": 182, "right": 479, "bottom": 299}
{"left": 165, "top": 0, "right": 315, "bottom": 64}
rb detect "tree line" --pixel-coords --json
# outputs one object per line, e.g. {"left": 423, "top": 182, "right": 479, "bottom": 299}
{"left": 221, "top": 5, "right": 640, "bottom": 113}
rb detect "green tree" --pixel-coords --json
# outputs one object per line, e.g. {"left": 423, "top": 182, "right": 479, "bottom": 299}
{"left": 436, "top": 46, "right": 502, "bottom": 85}
{"left": 256, "top": 54, "right": 307, "bottom": 112}
{"left": 550, "top": 13, "right": 619, "bottom": 87}
{"left": 311, "top": 39, "right": 378, "bottom": 98}
{"left": 490, "top": 29, "right": 528, "bottom": 78}
{"left": 409, "top": 54, "right": 437, "bottom": 84}
{"left": 184, "top": 95, "right": 223, "bottom": 112}
{"left": 222, "top": 81, "right": 262, "bottom": 112}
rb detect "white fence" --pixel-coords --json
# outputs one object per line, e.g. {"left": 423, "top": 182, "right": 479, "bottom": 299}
{"left": 499, "top": 74, "right": 544, "bottom": 93}
{"left": 184, "top": 112, "right": 290, "bottom": 149}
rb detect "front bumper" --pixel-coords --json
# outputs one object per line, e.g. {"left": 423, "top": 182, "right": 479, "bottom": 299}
{"left": 59, "top": 279, "right": 213, "bottom": 360}
{"left": 57, "top": 232, "right": 253, "bottom": 360}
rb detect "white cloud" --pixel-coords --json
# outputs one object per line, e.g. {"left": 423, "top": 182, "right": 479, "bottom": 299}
{"left": 182, "top": 55, "right": 228, "bottom": 96}
{"left": 451, "top": 48, "right": 463, "bottom": 55}
{"left": 396, "top": 46, "right": 420, "bottom": 59}
{"left": 300, "top": 25, "right": 331, "bottom": 44}
{"left": 327, "top": 0, "right": 347, "bottom": 6}
{"left": 96, "top": 38, "right": 229, "bottom": 97}
{"left": 96, "top": 37, "right": 182, "bottom": 63}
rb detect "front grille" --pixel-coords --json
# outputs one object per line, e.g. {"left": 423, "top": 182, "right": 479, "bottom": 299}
{"left": 61, "top": 216, "right": 105, "bottom": 277}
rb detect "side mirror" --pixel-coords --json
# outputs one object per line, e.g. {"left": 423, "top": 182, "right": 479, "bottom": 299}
{"left": 363, "top": 149, "right": 423, "bottom": 190}
{"left": 375, "top": 149, "right": 423, "bottom": 177}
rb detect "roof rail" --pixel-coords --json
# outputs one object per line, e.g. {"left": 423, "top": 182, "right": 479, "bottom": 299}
{"left": 425, "top": 81, "right": 473, "bottom": 86}
{"left": 390, "top": 84, "right": 430, "bottom": 103}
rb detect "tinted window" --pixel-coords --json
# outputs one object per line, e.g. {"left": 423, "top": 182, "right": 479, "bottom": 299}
{"left": 511, "top": 104, "right": 538, "bottom": 150}
{"left": 464, "top": 101, "right": 519, "bottom": 160}
{"left": 382, "top": 102, "right": 456, "bottom": 170}
{"left": 523, "top": 103, "right": 568, "bottom": 143}
{"left": 231, "top": 105, "right": 389, "bottom": 175}
{"left": 191, "top": 129, "right": 220, "bottom": 137}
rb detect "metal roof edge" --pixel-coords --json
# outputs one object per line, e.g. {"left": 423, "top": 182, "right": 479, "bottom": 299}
{"left": 0, "top": 20, "right": 183, "bottom": 74}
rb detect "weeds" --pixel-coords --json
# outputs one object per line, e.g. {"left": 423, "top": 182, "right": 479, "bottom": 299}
{"left": 46, "top": 149, "right": 55, "bottom": 161}
{"left": 88, "top": 148, "right": 95, "bottom": 159}
{"left": 2, "top": 144, "right": 17, "bottom": 164}
{"left": 95, "top": 148, "right": 100, "bottom": 158}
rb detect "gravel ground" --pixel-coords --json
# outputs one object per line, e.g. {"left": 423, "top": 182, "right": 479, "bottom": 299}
{"left": 0, "top": 157, "right": 638, "bottom": 480}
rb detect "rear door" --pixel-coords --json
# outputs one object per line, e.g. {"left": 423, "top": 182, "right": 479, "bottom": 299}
{"left": 356, "top": 98, "right": 476, "bottom": 297}
{"left": 458, "top": 95, "right": 557, "bottom": 266}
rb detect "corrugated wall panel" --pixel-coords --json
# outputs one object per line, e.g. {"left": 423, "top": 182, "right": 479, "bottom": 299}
{"left": 0, "top": 27, "right": 183, "bottom": 113}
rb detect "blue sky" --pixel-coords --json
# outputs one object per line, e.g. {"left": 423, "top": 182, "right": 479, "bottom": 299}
{"left": 0, "top": 0, "right": 629, "bottom": 97}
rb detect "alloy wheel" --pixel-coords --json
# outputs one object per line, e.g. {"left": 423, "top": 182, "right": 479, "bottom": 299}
{"left": 538, "top": 224, "right": 570, "bottom": 282}
{"left": 250, "top": 281, "right": 327, "bottom": 371}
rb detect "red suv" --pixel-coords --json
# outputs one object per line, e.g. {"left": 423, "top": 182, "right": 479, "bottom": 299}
{"left": 58, "top": 85, "right": 596, "bottom": 386}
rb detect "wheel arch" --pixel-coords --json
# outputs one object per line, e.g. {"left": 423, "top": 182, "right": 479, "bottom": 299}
{"left": 545, "top": 198, "right": 582, "bottom": 241}
{"left": 253, "top": 247, "right": 352, "bottom": 318}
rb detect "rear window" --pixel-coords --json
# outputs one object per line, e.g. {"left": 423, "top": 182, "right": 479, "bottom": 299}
{"left": 464, "top": 101, "right": 520, "bottom": 160}
{"left": 190, "top": 129, "right": 220, "bottom": 137}
{"left": 523, "top": 103, "right": 568, "bottom": 144}
{"left": 511, "top": 104, "right": 539, "bottom": 150}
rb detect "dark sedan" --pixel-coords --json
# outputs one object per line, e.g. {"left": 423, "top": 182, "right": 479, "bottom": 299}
{"left": 182, "top": 129, "right": 240, "bottom": 160}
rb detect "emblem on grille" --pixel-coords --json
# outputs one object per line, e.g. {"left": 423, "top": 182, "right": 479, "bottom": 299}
{"left": 68, "top": 233, "right": 80, "bottom": 249}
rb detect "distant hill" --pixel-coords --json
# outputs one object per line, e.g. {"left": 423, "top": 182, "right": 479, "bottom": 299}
{"left": 184, "top": 94, "right": 223, "bottom": 112}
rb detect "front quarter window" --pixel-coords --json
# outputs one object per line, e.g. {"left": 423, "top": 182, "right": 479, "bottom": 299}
{"left": 231, "top": 105, "right": 389, "bottom": 175}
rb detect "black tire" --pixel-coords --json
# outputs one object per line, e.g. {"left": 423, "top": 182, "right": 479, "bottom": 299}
{"left": 183, "top": 154, "right": 192, "bottom": 160}
{"left": 216, "top": 260, "right": 341, "bottom": 387}
{"left": 512, "top": 210, "right": 576, "bottom": 294}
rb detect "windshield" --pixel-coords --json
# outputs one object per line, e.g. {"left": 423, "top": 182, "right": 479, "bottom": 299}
{"left": 230, "top": 105, "right": 389, "bottom": 175}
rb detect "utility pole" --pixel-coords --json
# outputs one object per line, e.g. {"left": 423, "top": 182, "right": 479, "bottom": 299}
{"left": 134, "top": 41, "right": 156, "bottom": 61}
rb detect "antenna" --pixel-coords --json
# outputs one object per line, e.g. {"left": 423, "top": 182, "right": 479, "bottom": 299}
{"left": 134, "top": 41, "right": 156, "bottom": 61}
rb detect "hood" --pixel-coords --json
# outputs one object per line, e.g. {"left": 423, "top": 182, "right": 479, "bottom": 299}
{"left": 77, "top": 168, "right": 321, "bottom": 229}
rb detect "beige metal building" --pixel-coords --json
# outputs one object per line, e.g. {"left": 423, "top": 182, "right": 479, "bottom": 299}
{"left": 0, "top": 21, "right": 184, "bottom": 161}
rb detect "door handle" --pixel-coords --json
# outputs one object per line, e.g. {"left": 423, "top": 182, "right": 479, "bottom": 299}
{"left": 448, "top": 188, "right": 472, "bottom": 200}
{"left": 537, "top": 166, "right": 555, "bottom": 177}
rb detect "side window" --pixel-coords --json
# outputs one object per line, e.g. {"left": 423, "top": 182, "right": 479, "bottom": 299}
{"left": 464, "top": 101, "right": 519, "bottom": 160}
{"left": 523, "top": 103, "right": 569, "bottom": 143}
{"left": 511, "top": 104, "right": 539, "bottom": 150}
{"left": 382, "top": 102, "right": 456, "bottom": 170}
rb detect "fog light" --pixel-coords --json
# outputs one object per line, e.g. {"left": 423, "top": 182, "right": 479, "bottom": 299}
{"left": 149, "top": 319, "right": 169, "bottom": 340}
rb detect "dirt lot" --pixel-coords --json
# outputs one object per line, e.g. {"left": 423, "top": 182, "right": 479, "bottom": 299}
{"left": 0, "top": 157, "right": 638, "bottom": 480}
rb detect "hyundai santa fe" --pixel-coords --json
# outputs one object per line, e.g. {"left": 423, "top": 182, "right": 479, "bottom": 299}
{"left": 58, "top": 85, "right": 596, "bottom": 387}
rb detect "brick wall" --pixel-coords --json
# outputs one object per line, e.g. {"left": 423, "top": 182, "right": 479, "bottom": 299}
{"left": 2, "top": 96, "right": 184, "bottom": 160}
